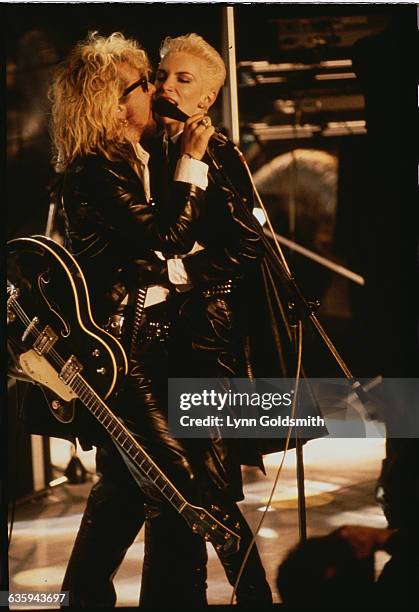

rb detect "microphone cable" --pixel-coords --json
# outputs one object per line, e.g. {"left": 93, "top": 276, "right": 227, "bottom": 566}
{"left": 230, "top": 320, "right": 303, "bottom": 604}
{"left": 204, "top": 141, "right": 310, "bottom": 604}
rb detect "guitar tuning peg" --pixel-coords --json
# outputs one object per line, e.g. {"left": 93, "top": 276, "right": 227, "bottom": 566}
{"left": 204, "top": 534, "right": 210, "bottom": 541}
{"left": 223, "top": 514, "right": 230, "bottom": 521}
{"left": 235, "top": 522, "right": 240, "bottom": 529}
{"left": 211, "top": 524, "right": 217, "bottom": 531}
{"left": 211, "top": 504, "right": 221, "bottom": 512}
{"left": 192, "top": 524, "right": 198, "bottom": 533}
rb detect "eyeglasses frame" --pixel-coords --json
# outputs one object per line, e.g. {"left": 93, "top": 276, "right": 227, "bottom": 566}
{"left": 121, "top": 76, "right": 149, "bottom": 99}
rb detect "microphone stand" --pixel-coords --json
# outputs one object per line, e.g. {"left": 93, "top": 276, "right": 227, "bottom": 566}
{"left": 206, "top": 143, "right": 370, "bottom": 541}
{"left": 206, "top": 143, "right": 368, "bottom": 402}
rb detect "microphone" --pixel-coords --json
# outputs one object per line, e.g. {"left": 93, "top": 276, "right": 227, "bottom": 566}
{"left": 153, "top": 97, "right": 229, "bottom": 145}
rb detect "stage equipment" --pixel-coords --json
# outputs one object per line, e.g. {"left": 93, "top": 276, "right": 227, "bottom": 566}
{"left": 263, "top": 229, "right": 364, "bottom": 286}
{"left": 272, "top": 13, "right": 387, "bottom": 58}
{"left": 234, "top": 10, "right": 386, "bottom": 143}
{"left": 237, "top": 59, "right": 366, "bottom": 142}
{"left": 221, "top": 6, "right": 240, "bottom": 145}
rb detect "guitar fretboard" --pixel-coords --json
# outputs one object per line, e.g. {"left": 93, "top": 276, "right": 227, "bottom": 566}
{"left": 70, "top": 374, "right": 186, "bottom": 512}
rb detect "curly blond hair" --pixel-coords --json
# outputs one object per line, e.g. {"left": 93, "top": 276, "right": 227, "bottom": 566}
{"left": 49, "top": 31, "right": 150, "bottom": 170}
{"left": 159, "top": 33, "right": 226, "bottom": 95}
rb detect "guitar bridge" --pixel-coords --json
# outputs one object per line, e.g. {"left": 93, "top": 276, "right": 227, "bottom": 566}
{"left": 33, "top": 325, "right": 58, "bottom": 355}
{"left": 59, "top": 355, "right": 83, "bottom": 385}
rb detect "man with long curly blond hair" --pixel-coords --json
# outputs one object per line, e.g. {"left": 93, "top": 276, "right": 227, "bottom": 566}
{"left": 49, "top": 31, "right": 216, "bottom": 607}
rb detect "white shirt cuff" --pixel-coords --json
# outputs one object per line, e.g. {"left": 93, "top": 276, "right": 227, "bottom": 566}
{"left": 167, "top": 258, "right": 191, "bottom": 285}
{"left": 144, "top": 285, "right": 170, "bottom": 308}
{"left": 174, "top": 155, "right": 208, "bottom": 190}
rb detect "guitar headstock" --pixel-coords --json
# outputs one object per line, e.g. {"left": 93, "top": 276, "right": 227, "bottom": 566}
{"left": 181, "top": 503, "right": 241, "bottom": 557}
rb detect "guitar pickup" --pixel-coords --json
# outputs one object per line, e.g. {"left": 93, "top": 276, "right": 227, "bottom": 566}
{"left": 59, "top": 355, "right": 83, "bottom": 385}
{"left": 33, "top": 325, "right": 58, "bottom": 355}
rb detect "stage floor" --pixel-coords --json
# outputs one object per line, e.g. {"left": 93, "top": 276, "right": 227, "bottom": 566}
{"left": 8, "top": 438, "right": 389, "bottom": 607}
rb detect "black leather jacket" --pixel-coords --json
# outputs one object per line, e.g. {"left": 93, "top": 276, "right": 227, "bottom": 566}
{"left": 148, "top": 136, "right": 268, "bottom": 481}
{"left": 148, "top": 136, "right": 264, "bottom": 289}
{"left": 59, "top": 150, "right": 205, "bottom": 326}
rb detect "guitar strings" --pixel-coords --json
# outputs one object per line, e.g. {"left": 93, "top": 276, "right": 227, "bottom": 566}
{"left": 10, "top": 298, "right": 235, "bottom": 547}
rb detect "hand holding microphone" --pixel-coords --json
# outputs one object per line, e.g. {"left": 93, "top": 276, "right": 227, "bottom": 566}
{"left": 153, "top": 97, "right": 229, "bottom": 146}
{"left": 181, "top": 112, "right": 215, "bottom": 161}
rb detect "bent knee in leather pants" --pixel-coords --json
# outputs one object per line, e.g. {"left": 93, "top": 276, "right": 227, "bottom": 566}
{"left": 61, "top": 474, "right": 146, "bottom": 607}
{"left": 142, "top": 493, "right": 272, "bottom": 606}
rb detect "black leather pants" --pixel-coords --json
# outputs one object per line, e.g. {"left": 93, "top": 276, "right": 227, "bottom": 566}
{"left": 140, "top": 503, "right": 208, "bottom": 609}
{"left": 61, "top": 454, "right": 145, "bottom": 607}
{"left": 142, "top": 494, "right": 272, "bottom": 606}
{"left": 164, "top": 290, "right": 272, "bottom": 605}
{"left": 62, "top": 475, "right": 271, "bottom": 607}
{"left": 62, "top": 303, "right": 207, "bottom": 607}
{"left": 62, "top": 300, "right": 272, "bottom": 606}
{"left": 214, "top": 500, "right": 272, "bottom": 605}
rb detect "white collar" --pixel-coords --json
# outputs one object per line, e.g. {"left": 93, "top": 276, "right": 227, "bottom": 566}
{"left": 163, "top": 130, "right": 183, "bottom": 147}
{"left": 132, "top": 142, "right": 150, "bottom": 165}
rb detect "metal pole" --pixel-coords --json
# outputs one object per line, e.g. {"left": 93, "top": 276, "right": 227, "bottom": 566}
{"left": 221, "top": 6, "right": 240, "bottom": 145}
{"left": 263, "top": 229, "right": 365, "bottom": 286}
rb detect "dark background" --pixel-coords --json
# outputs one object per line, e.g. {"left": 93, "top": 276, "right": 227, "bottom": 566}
{"left": 3, "top": 3, "right": 418, "bottom": 570}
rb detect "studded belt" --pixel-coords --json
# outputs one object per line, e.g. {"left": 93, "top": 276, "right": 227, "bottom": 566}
{"left": 202, "top": 279, "right": 235, "bottom": 299}
{"left": 144, "top": 320, "right": 172, "bottom": 342}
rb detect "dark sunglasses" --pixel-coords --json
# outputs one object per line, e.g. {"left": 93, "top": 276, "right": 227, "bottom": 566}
{"left": 121, "top": 75, "right": 149, "bottom": 98}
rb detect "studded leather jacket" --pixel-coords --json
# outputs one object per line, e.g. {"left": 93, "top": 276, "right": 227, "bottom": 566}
{"left": 147, "top": 136, "right": 269, "bottom": 485}
{"left": 148, "top": 136, "right": 263, "bottom": 290}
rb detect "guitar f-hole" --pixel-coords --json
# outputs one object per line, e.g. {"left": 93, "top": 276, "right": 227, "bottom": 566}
{"left": 38, "top": 273, "right": 71, "bottom": 338}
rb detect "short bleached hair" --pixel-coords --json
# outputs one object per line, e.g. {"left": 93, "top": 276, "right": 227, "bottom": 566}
{"left": 49, "top": 31, "right": 150, "bottom": 170}
{"left": 159, "top": 33, "right": 226, "bottom": 95}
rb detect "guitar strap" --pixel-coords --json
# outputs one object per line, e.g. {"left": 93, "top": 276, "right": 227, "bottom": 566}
{"left": 129, "top": 286, "right": 148, "bottom": 362}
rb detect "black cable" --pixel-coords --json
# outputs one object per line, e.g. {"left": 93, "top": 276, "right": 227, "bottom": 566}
{"left": 230, "top": 320, "right": 304, "bottom": 604}
{"left": 206, "top": 143, "right": 369, "bottom": 404}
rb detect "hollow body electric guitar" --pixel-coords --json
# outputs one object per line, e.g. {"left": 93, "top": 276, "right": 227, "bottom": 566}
{"left": 7, "top": 235, "right": 240, "bottom": 556}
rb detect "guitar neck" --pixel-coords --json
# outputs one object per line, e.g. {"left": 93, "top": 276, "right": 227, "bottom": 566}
{"left": 8, "top": 286, "right": 185, "bottom": 510}
{"left": 70, "top": 374, "right": 187, "bottom": 512}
